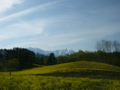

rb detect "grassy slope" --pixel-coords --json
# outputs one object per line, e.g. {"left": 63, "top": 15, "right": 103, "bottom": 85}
{"left": 8, "top": 61, "right": 120, "bottom": 76}
{"left": 1, "top": 61, "right": 120, "bottom": 78}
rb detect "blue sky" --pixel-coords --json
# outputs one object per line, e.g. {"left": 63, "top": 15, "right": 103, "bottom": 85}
{"left": 0, "top": 0, "right": 120, "bottom": 52}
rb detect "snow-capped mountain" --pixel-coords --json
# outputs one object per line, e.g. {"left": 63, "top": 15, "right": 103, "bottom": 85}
{"left": 27, "top": 47, "right": 75, "bottom": 57}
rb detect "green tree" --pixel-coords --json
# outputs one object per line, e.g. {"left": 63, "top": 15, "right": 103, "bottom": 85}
{"left": 48, "top": 53, "right": 56, "bottom": 65}
{"left": 4, "top": 60, "right": 8, "bottom": 69}
{"left": 4, "top": 58, "right": 19, "bottom": 70}
{"left": 12, "top": 58, "right": 19, "bottom": 69}
{"left": 0, "top": 62, "right": 3, "bottom": 69}
{"left": 43, "top": 58, "right": 49, "bottom": 65}
{"left": 57, "top": 56, "right": 64, "bottom": 64}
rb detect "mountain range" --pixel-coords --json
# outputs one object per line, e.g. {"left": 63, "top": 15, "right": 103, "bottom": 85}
{"left": 27, "top": 47, "right": 75, "bottom": 57}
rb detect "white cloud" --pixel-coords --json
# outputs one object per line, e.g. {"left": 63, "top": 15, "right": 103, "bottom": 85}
{"left": 0, "top": 0, "right": 23, "bottom": 15}
{"left": 0, "top": 14, "right": 69, "bottom": 41}
{"left": 0, "top": 35, "right": 7, "bottom": 41}
{"left": 0, "top": 21, "right": 44, "bottom": 40}
{"left": 0, "top": 0, "right": 62, "bottom": 22}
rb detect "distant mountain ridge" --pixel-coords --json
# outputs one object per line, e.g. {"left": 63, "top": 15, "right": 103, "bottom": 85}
{"left": 27, "top": 47, "right": 75, "bottom": 57}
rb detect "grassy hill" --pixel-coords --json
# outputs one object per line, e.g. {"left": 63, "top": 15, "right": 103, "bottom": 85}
{"left": 1, "top": 61, "right": 120, "bottom": 79}
{"left": 0, "top": 61, "right": 120, "bottom": 90}
{"left": 5, "top": 61, "right": 118, "bottom": 79}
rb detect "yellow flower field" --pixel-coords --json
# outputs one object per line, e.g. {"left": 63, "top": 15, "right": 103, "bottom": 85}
{"left": 0, "top": 61, "right": 120, "bottom": 90}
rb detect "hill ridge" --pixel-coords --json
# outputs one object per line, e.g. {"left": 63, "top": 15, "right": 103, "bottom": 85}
{"left": 12, "top": 61, "right": 120, "bottom": 75}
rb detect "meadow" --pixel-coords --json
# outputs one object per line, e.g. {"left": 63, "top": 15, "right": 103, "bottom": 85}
{"left": 0, "top": 61, "right": 120, "bottom": 90}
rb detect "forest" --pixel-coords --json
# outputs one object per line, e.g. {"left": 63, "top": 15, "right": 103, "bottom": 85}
{"left": 0, "top": 39, "right": 120, "bottom": 71}
{"left": 0, "top": 48, "right": 35, "bottom": 70}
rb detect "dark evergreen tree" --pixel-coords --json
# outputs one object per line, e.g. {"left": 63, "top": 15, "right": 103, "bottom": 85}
{"left": 48, "top": 53, "right": 56, "bottom": 65}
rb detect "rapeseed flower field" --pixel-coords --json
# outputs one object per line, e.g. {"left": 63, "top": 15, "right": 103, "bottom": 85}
{"left": 0, "top": 61, "right": 120, "bottom": 90}
{"left": 0, "top": 75, "right": 120, "bottom": 90}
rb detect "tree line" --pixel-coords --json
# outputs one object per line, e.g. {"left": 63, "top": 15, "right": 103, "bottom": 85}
{"left": 33, "top": 39, "right": 120, "bottom": 67}
{"left": 0, "top": 39, "right": 120, "bottom": 71}
{"left": 57, "top": 40, "right": 120, "bottom": 66}
{"left": 0, "top": 47, "right": 57, "bottom": 71}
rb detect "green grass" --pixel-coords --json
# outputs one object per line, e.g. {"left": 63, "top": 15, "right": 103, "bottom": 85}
{"left": 0, "top": 61, "right": 120, "bottom": 90}
{"left": 9, "top": 61, "right": 120, "bottom": 75}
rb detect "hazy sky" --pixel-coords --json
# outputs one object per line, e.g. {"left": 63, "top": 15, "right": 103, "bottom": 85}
{"left": 0, "top": 0, "right": 120, "bottom": 52}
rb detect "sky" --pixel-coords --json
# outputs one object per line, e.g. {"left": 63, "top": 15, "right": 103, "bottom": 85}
{"left": 0, "top": 0, "right": 120, "bottom": 52}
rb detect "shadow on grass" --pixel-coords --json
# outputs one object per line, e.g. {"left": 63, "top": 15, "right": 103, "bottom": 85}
{"left": 34, "top": 70, "right": 120, "bottom": 80}
{"left": 0, "top": 64, "right": 44, "bottom": 72}
{"left": 19, "top": 65, "right": 44, "bottom": 71}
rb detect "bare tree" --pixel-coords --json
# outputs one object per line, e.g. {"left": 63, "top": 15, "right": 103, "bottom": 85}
{"left": 95, "top": 41, "right": 102, "bottom": 51}
{"left": 95, "top": 40, "right": 112, "bottom": 62}
{"left": 96, "top": 40, "right": 120, "bottom": 53}
{"left": 104, "top": 40, "right": 112, "bottom": 53}
{"left": 96, "top": 40, "right": 112, "bottom": 53}
{"left": 112, "top": 40, "right": 120, "bottom": 52}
